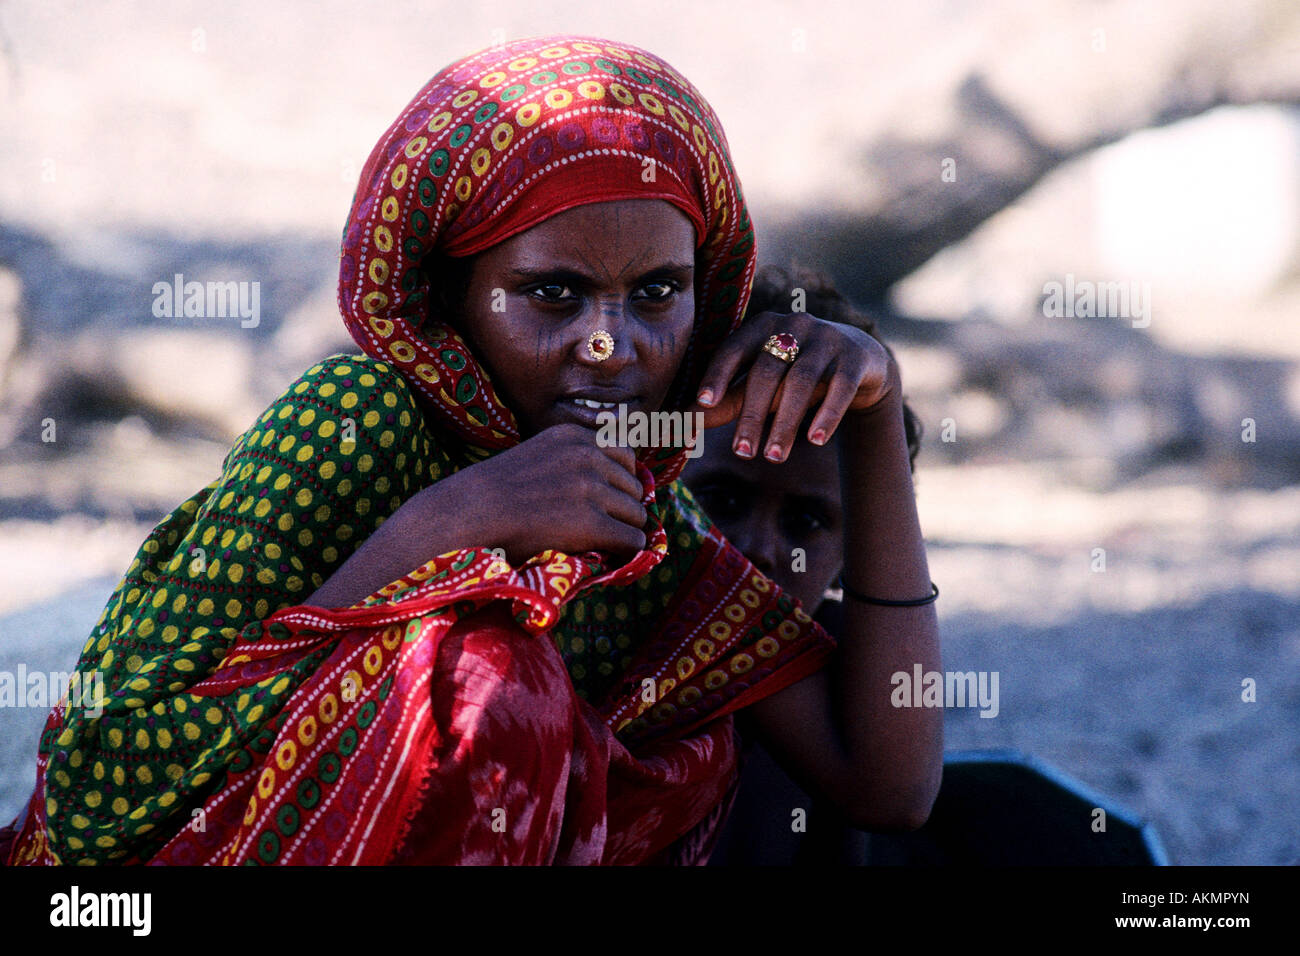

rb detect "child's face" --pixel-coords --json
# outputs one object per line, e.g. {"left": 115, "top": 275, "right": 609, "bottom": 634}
{"left": 682, "top": 420, "right": 844, "bottom": 613}
{"left": 451, "top": 199, "right": 697, "bottom": 437}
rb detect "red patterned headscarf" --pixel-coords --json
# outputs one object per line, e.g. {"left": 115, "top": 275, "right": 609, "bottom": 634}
{"left": 338, "top": 34, "right": 757, "bottom": 467}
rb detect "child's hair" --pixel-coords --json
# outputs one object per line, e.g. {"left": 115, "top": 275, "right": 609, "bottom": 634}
{"left": 745, "top": 262, "right": 923, "bottom": 473}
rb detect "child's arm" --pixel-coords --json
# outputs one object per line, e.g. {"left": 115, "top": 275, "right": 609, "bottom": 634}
{"left": 745, "top": 383, "right": 943, "bottom": 830}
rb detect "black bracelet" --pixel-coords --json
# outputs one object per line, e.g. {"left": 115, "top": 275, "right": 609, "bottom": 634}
{"left": 837, "top": 574, "right": 939, "bottom": 607}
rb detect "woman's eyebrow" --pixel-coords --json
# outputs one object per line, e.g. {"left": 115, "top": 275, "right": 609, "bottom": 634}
{"left": 506, "top": 261, "right": 694, "bottom": 283}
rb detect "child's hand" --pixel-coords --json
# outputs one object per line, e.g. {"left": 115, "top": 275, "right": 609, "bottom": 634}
{"left": 690, "top": 311, "right": 900, "bottom": 461}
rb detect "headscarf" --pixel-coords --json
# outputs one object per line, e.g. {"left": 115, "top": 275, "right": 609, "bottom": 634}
{"left": 5, "top": 35, "right": 832, "bottom": 867}
{"left": 337, "top": 33, "right": 756, "bottom": 472}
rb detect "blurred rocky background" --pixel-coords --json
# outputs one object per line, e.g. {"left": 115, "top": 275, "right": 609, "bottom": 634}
{"left": 0, "top": 0, "right": 1297, "bottom": 865}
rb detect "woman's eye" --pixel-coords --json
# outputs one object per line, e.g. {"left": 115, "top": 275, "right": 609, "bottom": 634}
{"left": 525, "top": 280, "right": 680, "bottom": 305}
{"left": 639, "top": 281, "right": 679, "bottom": 301}
{"left": 527, "top": 284, "right": 575, "bottom": 303}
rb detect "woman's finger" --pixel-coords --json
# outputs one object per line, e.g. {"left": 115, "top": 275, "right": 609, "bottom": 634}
{"left": 599, "top": 484, "right": 650, "bottom": 530}
{"left": 761, "top": 347, "right": 832, "bottom": 461}
{"left": 730, "top": 348, "right": 790, "bottom": 458}
{"left": 594, "top": 512, "right": 648, "bottom": 554}
{"left": 593, "top": 450, "right": 646, "bottom": 501}
{"left": 592, "top": 434, "right": 639, "bottom": 476}
{"left": 696, "top": 384, "right": 746, "bottom": 429}
{"left": 692, "top": 317, "right": 775, "bottom": 409}
{"left": 806, "top": 357, "right": 866, "bottom": 444}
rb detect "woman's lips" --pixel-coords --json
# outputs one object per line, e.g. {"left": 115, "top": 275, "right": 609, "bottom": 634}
{"left": 551, "top": 396, "right": 637, "bottom": 429}
{"left": 571, "top": 397, "right": 620, "bottom": 411}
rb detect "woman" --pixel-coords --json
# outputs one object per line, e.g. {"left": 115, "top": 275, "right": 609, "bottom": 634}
{"left": 3, "top": 33, "right": 941, "bottom": 866}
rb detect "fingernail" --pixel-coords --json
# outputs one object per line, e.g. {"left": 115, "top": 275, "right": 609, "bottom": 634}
{"left": 697, "top": 389, "right": 714, "bottom": 407}
{"left": 765, "top": 443, "right": 783, "bottom": 462}
{"left": 735, "top": 438, "right": 752, "bottom": 458}
{"left": 810, "top": 428, "right": 827, "bottom": 445}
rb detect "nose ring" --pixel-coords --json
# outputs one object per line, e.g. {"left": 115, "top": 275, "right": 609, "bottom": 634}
{"left": 587, "top": 329, "right": 615, "bottom": 362}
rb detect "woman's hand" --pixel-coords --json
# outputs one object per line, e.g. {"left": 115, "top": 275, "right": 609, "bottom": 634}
{"left": 306, "top": 424, "right": 647, "bottom": 608}
{"left": 690, "top": 311, "right": 901, "bottom": 461}
{"left": 446, "top": 423, "right": 649, "bottom": 564}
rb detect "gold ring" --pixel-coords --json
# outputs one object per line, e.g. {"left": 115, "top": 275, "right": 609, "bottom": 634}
{"left": 762, "top": 332, "right": 799, "bottom": 364}
{"left": 587, "top": 329, "right": 614, "bottom": 362}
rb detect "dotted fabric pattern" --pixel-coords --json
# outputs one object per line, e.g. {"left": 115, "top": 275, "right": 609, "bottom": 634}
{"left": 37, "top": 354, "right": 447, "bottom": 860}
{"left": 84, "top": 354, "right": 444, "bottom": 654}
{"left": 33, "top": 352, "right": 707, "bottom": 861}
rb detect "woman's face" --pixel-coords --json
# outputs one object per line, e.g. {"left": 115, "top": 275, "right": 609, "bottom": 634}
{"left": 448, "top": 199, "right": 697, "bottom": 437}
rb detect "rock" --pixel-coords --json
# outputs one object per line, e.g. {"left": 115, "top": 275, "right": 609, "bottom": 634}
{"left": 0, "top": 266, "right": 21, "bottom": 386}
{"left": 76, "top": 329, "right": 261, "bottom": 441}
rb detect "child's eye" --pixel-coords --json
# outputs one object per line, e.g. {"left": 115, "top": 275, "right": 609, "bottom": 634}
{"left": 784, "top": 509, "right": 829, "bottom": 537}
{"left": 801, "top": 512, "right": 827, "bottom": 532}
{"left": 696, "top": 487, "right": 745, "bottom": 521}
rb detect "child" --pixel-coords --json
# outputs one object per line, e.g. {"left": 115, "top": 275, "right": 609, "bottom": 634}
{"left": 685, "top": 263, "right": 924, "bottom": 863}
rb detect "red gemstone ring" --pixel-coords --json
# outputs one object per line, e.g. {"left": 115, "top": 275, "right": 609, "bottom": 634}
{"left": 762, "top": 332, "right": 800, "bottom": 364}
